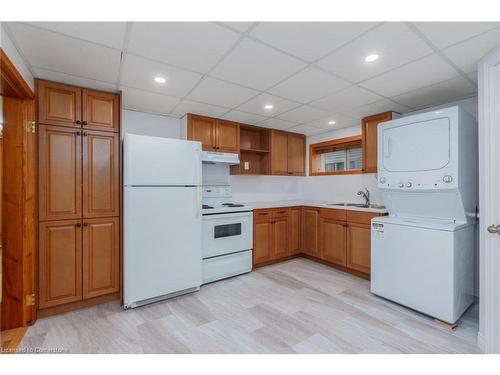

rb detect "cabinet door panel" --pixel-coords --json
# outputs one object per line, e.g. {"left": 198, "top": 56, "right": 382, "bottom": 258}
{"left": 83, "top": 217, "right": 120, "bottom": 299}
{"left": 188, "top": 115, "right": 216, "bottom": 150}
{"left": 254, "top": 220, "right": 273, "bottom": 265}
{"left": 346, "top": 224, "right": 371, "bottom": 275}
{"left": 289, "top": 207, "right": 301, "bottom": 255}
{"left": 273, "top": 217, "right": 289, "bottom": 259}
{"left": 287, "top": 134, "right": 305, "bottom": 175}
{"left": 320, "top": 218, "right": 346, "bottom": 266}
{"left": 39, "top": 125, "right": 82, "bottom": 221}
{"left": 216, "top": 120, "right": 240, "bottom": 153}
{"left": 302, "top": 208, "right": 319, "bottom": 256}
{"left": 37, "top": 80, "right": 81, "bottom": 128}
{"left": 82, "top": 131, "right": 120, "bottom": 218}
{"left": 271, "top": 131, "right": 288, "bottom": 175}
{"left": 362, "top": 112, "right": 393, "bottom": 173}
{"left": 39, "top": 220, "right": 82, "bottom": 308}
{"left": 82, "top": 89, "right": 120, "bottom": 132}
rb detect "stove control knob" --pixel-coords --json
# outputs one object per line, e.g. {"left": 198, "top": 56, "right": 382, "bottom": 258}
{"left": 379, "top": 177, "right": 387, "bottom": 184}
{"left": 398, "top": 182, "right": 404, "bottom": 188}
{"left": 406, "top": 182, "right": 412, "bottom": 188}
{"left": 443, "top": 175, "right": 453, "bottom": 183}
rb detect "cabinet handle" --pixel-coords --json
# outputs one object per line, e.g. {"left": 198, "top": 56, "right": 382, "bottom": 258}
{"left": 76, "top": 131, "right": 82, "bottom": 136}
{"left": 83, "top": 223, "right": 89, "bottom": 227}
{"left": 75, "top": 120, "right": 81, "bottom": 125}
{"left": 83, "top": 132, "right": 88, "bottom": 136}
{"left": 82, "top": 121, "right": 87, "bottom": 125}
{"left": 75, "top": 223, "right": 82, "bottom": 227}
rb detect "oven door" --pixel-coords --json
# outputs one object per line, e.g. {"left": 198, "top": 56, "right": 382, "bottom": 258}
{"left": 202, "top": 211, "right": 253, "bottom": 258}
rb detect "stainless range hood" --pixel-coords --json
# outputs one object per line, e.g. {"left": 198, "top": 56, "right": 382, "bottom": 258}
{"left": 201, "top": 151, "right": 240, "bottom": 165}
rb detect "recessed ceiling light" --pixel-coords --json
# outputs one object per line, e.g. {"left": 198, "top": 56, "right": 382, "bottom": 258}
{"left": 364, "top": 54, "right": 379, "bottom": 63}
{"left": 154, "top": 76, "right": 166, "bottom": 84}
{"left": 264, "top": 104, "right": 274, "bottom": 110}
{"left": 328, "top": 121, "right": 336, "bottom": 125}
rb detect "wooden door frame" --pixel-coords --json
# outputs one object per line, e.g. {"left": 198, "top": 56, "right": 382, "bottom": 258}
{"left": 478, "top": 46, "right": 500, "bottom": 353}
{"left": 0, "top": 48, "right": 37, "bottom": 330}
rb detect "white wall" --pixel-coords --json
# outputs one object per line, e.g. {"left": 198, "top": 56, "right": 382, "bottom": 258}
{"left": 121, "top": 109, "right": 181, "bottom": 139}
{"left": 0, "top": 23, "right": 34, "bottom": 90}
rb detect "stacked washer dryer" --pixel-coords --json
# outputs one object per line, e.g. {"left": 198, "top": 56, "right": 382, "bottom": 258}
{"left": 371, "top": 105, "right": 477, "bottom": 324}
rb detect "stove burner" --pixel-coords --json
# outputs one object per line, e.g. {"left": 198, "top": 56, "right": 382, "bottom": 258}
{"left": 222, "top": 203, "right": 244, "bottom": 207}
{"left": 202, "top": 205, "right": 214, "bottom": 209}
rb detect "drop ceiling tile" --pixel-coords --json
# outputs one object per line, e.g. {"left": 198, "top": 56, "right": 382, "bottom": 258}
{"left": 171, "top": 100, "right": 229, "bottom": 118}
{"left": 222, "top": 22, "right": 254, "bottom": 33}
{"left": 25, "top": 22, "right": 127, "bottom": 49}
{"left": 269, "top": 66, "right": 351, "bottom": 103}
{"left": 287, "top": 124, "right": 325, "bottom": 136}
{"left": 311, "top": 85, "right": 383, "bottom": 112}
{"left": 443, "top": 28, "right": 500, "bottom": 73}
{"left": 221, "top": 110, "right": 267, "bottom": 125}
{"left": 33, "top": 68, "right": 118, "bottom": 92}
{"left": 276, "top": 105, "right": 330, "bottom": 124}
{"left": 121, "top": 54, "right": 202, "bottom": 98}
{"left": 250, "top": 22, "right": 378, "bottom": 62}
{"left": 391, "top": 76, "right": 477, "bottom": 109}
{"left": 413, "top": 22, "right": 500, "bottom": 49}
{"left": 8, "top": 22, "right": 121, "bottom": 83}
{"left": 186, "top": 77, "right": 259, "bottom": 108}
{"left": 210, "top": 38, "right": 306, "bottom": 90}
{"left": 317, "top": 23, "right": 433, "bottom": 83}
{"left": 257, "top": 118, "right": 298, "bottom": 130}
{"left": 128, "top": 22, "right": 240, "bottom": 73}
{"left": 360, "top": 54, "right": 458, "bottom": 98}
{"left": 344, "top": 99, "right": 411, "bottom": 119}
{"left": 121, "top": 86, "right": 180, "bottom": 115}
{"left": 236, "top": 93, "right": 300, "bottom": 116}
{"left": 306, "top": 113, "right": 358, "bottom": 130}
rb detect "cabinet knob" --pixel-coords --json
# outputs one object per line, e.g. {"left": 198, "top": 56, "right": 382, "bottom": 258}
{"left": 76, "top": 131, "right": 82, "bottom": 136}
{"left": 82, "top": 121, "right": 88, "bottom": 126}
{"left": 83, "top": 223, "right": 89, "bottom": 227}
{"left": 75, "top": 120, "right": 81, "bottom": 125}
{"left": 75, "top": 223, "right": 82, "bottom": 227}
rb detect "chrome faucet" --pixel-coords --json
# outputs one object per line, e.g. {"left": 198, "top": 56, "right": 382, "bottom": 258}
{"left": 357, "top": 188, "right": 370, "bottom": 206}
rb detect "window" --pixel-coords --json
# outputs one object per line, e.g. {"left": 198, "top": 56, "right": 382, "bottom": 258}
{"left": 309, "top": 135, "right": 363, "bottom": 176}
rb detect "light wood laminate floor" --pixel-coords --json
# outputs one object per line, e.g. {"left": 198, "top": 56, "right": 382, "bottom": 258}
{"left": 21, "top": 258, "right": 481, "bottom": 353}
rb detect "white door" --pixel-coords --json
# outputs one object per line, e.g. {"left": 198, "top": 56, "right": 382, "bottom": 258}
{"left": 124, "top": 133, "right": 201, "bottom": 186}
{"left": 478, "top": 46, "right": 500, "bottom": 353}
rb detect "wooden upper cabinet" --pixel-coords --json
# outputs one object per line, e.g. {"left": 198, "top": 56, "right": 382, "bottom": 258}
{"left": 39, "top": 125, "right": 82, "bottom": 221}
{"left": 215, "top": 119, "right": 240, "bottom": 153}
{"left": 39, "top": 220, "right": 83, "bottom": 309}
{"left": 302, "top": 208, "right": 319, "bottom": 257}
{"left": 188, "top": 114, "right": 216, "bottom": 150}
{"left": 82, "top": 131, "right": 120, "bottom": 218}
{"left": 346, "top": 223, "right": 372, "bottom": 276}
{"left": 289, "top": 207, "right": 301, "bottom": 255}
{"left": 82, "top": 89, "right": 120, "bottom": 132}
{"left": 362, "top": 111, "right": 394, "bottom": 173}
{"left": 271, "top": 131, "right": 289, "bottom": 175}
{"left": 37, "top": 80, "right": 81, "bottom": 128}
{"left": 287, "top": 134, "right": 306, "bottom": 175}
{"left": 83, "top": 217, "right": 120, "bottom": 299}
{"left": 320, "top": 218, "right": 346, "bottom": 266}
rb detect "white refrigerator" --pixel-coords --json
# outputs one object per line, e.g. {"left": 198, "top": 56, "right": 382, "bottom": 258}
{"left": 123, "top": 133, "right": 203, "bottom": 308}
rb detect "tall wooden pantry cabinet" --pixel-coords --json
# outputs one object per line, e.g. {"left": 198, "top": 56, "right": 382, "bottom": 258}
{"left": 36, "top": 79, "right": 121, "bottom": 316}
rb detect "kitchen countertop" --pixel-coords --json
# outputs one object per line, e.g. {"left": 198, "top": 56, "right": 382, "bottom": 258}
{"left": 238, "top": 200, "right": 388, "bottom": 214}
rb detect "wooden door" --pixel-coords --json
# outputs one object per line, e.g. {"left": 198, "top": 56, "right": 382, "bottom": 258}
{"left": 362, "top": 112, "right": 393, "bottom": 173}
{"left": 82, "top": 217, "right": 120, "bottom": 299}
{"left": 346, "top": 223, "right": 372, "bottom": 275}
{"left": 188, "top": 114, "right": 216, "bottom": 151}
{"left": 38, "top": 125, "right": 82, "bottom": 221}
{"left": 271, "top": 130, "right": 288, "bottom": 175}
{"left": 320, "top": 218, "right": 346, "bottom": 266}
{"left": 287, "top": 134, "right": 305, "bottom": 175}
{"left": 272, "top": 217, "right": 289, "bottom": 259}
{"left": 302, "top": 208, "right": 319, "bottom": 257}
{"left": 82, "top": 130, "right": 120, "bottom": 218}
{"left": 289, "top": 207, "right": 301, "bottom": 255}
{"left": 82, "top": 89, "right": 119, "bottom": 132}
{"left": 37, "top": 80, "right": 81, "bottom": 128}
{"left": 38, "top": 220, "right": 83, "bottom": 309}
{"left": 215, "top": 119, "right": 240, "bottom": 153}
{"left": 253, "top": 220, "right": 273, "bottom": 265}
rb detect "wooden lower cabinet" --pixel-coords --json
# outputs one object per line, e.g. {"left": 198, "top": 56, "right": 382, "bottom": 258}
{"left": 302, "top": 207, "right": 320, "bottom": 257}
{"left": 319, "top": 217, "right": 346, "bottom": 266}
{"left": 346, "top": 223, "right": 372, "bottom": 275}
{"left": 273, "top": 217, "right": 289, "bottom": 259}
{"left": 83, "top": 217, "right": 120, "bottom": 299}
{"left": 253, "top": 220, "right": 273, "bottom": 264}
{"left": 289, "top": 207, "right": 301, "bottom": 255}
{"left": 39, "top": 220, "right": 83, "bottom": 309}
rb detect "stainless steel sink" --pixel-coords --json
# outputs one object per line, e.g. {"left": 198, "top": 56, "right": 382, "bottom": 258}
{"left": 327, "top": 202, "right": 385, "bottom": 209}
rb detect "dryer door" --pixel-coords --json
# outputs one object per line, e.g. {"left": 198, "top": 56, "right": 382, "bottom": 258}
{"left": 381, "top": 117, "right": 451, "bottom": 172}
